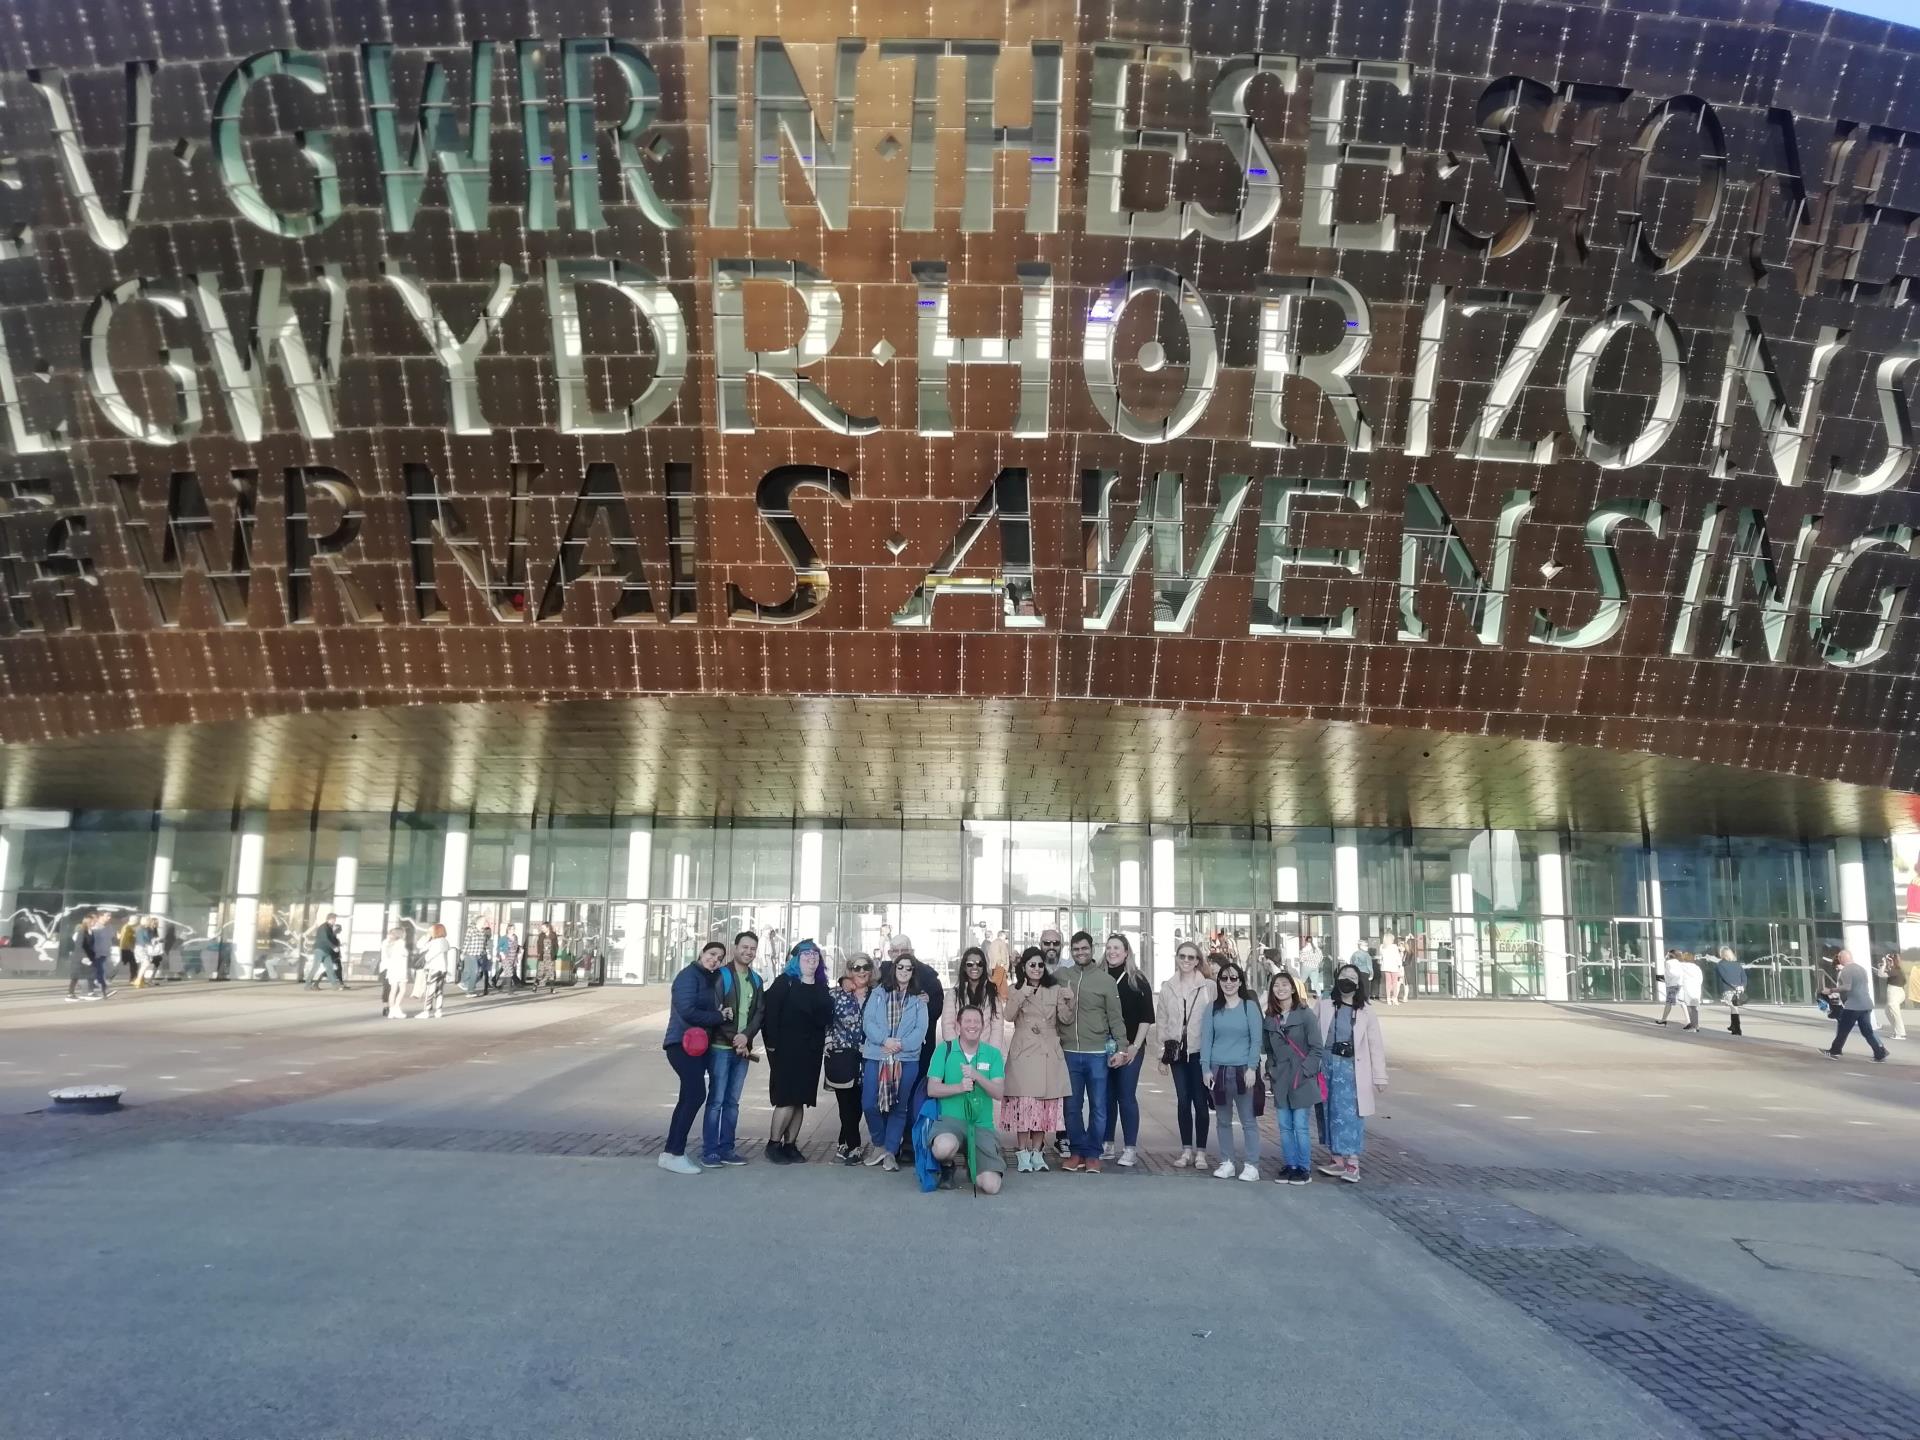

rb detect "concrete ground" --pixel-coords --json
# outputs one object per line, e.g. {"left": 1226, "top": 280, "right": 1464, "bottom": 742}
{"left": 3, "top": 982, "right": 1918, "bottom": 1440}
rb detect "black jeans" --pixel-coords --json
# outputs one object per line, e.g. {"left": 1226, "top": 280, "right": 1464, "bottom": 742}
{"left": 1830, "top": 1008, "right": 1887, "bottom": 1057}
{"left": 664, "top": 1044, "right": 711, "bottom": 1157}
{"left": 1168, "top": 1055, "right": 1211, "bottom": 1149}
{"left": 832, "top": 1083, "right": 864, "bottom": 1149}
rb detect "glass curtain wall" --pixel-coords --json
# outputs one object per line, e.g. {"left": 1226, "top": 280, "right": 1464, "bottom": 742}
{"left": 0, "top": 810, "right": 1894, "bottom": 998}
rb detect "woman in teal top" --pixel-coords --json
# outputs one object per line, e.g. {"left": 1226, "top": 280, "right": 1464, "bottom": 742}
{"left": 1200, "top": 959, "right": 1264, "bottom": 1182}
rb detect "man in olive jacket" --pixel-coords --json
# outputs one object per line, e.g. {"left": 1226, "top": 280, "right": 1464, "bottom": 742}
{"left": 1057, "top": 931, "right": 1127, "bottom": 1172}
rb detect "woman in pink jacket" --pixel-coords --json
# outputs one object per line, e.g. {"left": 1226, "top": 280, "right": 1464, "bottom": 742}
{"left": 1313, "top": 962, "right": 1387, "bottom": 1183}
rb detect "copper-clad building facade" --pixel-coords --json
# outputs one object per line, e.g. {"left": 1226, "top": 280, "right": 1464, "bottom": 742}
{"left": 0, "top": 0, "right": 1916, "bottom": 994}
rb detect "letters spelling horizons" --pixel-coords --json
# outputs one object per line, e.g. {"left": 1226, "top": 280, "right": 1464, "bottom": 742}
{"left": 1, "top": 36, "right": 1919, "bottom": 669}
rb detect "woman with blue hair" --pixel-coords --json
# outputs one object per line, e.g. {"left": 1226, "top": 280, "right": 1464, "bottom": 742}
{"left": 763, "top": 938, "right": 833, "bottom": 1162}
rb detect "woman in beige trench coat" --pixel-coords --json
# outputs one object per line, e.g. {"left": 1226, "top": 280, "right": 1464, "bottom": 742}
{"left": 1003, "top": 946, "right": 1072, "bottom": 1174}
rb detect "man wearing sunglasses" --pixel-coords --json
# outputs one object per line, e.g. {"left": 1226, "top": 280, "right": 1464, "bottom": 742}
{"left": 1038, "top": 929, "right": 1069, "bottom": 1157}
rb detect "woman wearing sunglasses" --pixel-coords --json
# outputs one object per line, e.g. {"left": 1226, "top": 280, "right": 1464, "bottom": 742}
{"left": 825, "top": 954, "right": 874, "bottom": 1163}
{"left": 763, "top": 939, "right": 834, "bottom": 1163}
{"left": 1201, "top": 958, "right": 1263, "bottom": 1181}
{"left": 1313, "top": 962, "right": 1388, "bottom": 1183}
{"left": 1003, "top": 946, "right": 1071, "bottom": 1173}
{"left": 861, "top": 953, "right": 931, "bottom": 1171}
{"left": 944, "top": 945, "right": 1005, "bottom": 1049}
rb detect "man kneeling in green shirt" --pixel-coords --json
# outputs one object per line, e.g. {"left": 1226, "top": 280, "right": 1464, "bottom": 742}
{"left": 926, "top": 1004, "right": 1007, "bottom": 1194}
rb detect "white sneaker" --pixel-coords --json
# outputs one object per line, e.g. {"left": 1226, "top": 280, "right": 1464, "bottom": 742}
{"left": 1100, "top": 1142, "right": 1117, "bottom": 1161}
{"left": 1117, "top": 1146, "right": 1138, "bottom": 1168}
{"left": 657, "top": 1153, "right": 701, "bottom": 1175}
{"left": 388, "top": 1012, "right": 407, "bottom": 1020}
{"left": 1016, "top": 1150, "right": 1033, "bottom": 1174}
{"left": 1029, "top": 1148, "right": 1049, "bottom": 1172}
{"left": 1212, "top": 1159, "right": 1236, "bottom": 1179}
{"left": 1239, "top": 1163, "right": 1259, "bottom": 1183}
{"left": 1173, "top": 1147, "right": 1192, "bottom": 1168}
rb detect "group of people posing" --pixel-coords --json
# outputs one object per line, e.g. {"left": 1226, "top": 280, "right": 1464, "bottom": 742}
{"left": 659, "top": 927, "right": 1388, "bottom": 1192}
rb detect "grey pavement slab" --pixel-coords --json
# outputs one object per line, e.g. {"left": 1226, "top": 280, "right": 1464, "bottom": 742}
{"left": 1500, "top": 1191, "right": 1920, "bottom": 1403}
{"left": 0, "top": 1139, "right": 1697, "bottom": 1440}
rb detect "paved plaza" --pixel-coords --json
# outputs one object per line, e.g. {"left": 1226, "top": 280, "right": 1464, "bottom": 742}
{"left": 3, "top": 981, "right": 1918, "bottom": 1440}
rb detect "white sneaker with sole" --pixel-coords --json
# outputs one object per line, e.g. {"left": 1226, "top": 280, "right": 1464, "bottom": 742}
{"left": 1173, "top": 1147, "right": 1192, "bottom": 1168}
{"left": 1100, "top": 1142, "right": 1117, "bottom": 1161}
{"left": 1029, "top": 1149, "right": 1049, "bottom": 1172}
{"left": 657, "top": 1153, "right": 701, "bottom": 1175}
{"left": 1212, "top": 1159, "right": 1236, "bottom": 1179}
{"left": 1238, "top": 1163, "right": 1259, "bottom": 1182}
{"left": 1117, "top": 1146, "right": 1138, "bottom": 1167}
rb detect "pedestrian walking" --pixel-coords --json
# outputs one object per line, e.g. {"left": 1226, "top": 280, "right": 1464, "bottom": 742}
{"left": 1156, "top": 939, "right": 1216, "bottom": 1168}
{"left": 1676, "top": 952, "right": 1704, "bottom": 1031}
{"left": 1056, "top": 930, "right": 1126, "bottom": 1174}
{"left": 1004, "top": 947, "right": 1070, "bottom": 1174}
{"left": 116, "top": 915, "right": 139, "bottom": 984}
{"left": 861, "top": 952, "right": 930, "bottom": 1172}
{"left": 1263, "top": 971, "right": 1324, "bottom": 1185}
{"left": 825, "top": 954, "right": 874, "bottom": 1163}
{"left": 660, "top": 941, "right": 729, "bottom": 1175}
{"left": 306, "top": 913, "right": 345, "bottom": 990}
{"left": 64, "top": 913, "right": 101, "bottom": 1001}
{"left": 531, "top": 921, "right": 558, "bottom": 992}
{"left": 1823, "top": 949, "right": 1889, "bottom": 1061}
{"left": 1379, "top": 932, "right": 1407, "bottom": 1005}
{"left": 1314, "top": 963, "right": 1388, "bottom": 1183}
{"left": 458, "top": 918, "right": 488, "bottom": 993}
{"left": 1202, "top": 958, "right": 1264, "bottom": 1181}
{"left": 378, "top": 924, "right": 410, "bottom": 1019}
{"left": 1715, "top": 947, "right": 1748, "bottom": 1036}
{"left": 1875, "top": 952, "right": 1907, "bottom": 1041}
{"left": 416, "top": 923, "right": 451, "bottom": 1019}
{"left": 763, "top": 939, "right": 833, "bottom": 1163}
{"left": 1100, "top": 935, "right": 1155, "bottom": 1168}
{"left": 86, "top": 912, "right": 115, "bottom": 999}
{"left": 702, "top": 930, "right": 764, "bottom": 1168}
{"left": 491, "top": 929, "right": 522, "bottom": 998}
{"left": 1656, "top": 949, "right": 1686, "bottom": 1025}
{"left": 1347, "top": 938, "right": 1376, "bottom": 1002}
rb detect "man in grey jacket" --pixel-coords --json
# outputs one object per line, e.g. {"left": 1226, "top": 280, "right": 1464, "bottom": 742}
{"left": 1823, "top": 949, "right": 1889, "bottom": 1062}
{"left": 1057, "top": 931, "right": 1127, "bottom": 1173}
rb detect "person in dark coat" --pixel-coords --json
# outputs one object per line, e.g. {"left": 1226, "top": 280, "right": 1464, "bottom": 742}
{"left": 763, "top": 939, "right": 834, "bottom": 1163}
{"left": 1714, "top": 947, "right": 1747, "bottom": 1036}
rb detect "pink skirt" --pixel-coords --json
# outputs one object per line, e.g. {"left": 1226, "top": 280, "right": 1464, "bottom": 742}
{"left": 1007, "top": 1095, "right": 1063, "bottom": 1132}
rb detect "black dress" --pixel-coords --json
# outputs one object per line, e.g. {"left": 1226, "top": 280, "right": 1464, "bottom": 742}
{"left": 764, "top": 974, "right": 834, "bottom": 1107}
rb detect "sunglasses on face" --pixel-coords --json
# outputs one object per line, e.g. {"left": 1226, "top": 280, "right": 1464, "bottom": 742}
{"left": 851, "top": 962, "right": 872, "bottom": 972}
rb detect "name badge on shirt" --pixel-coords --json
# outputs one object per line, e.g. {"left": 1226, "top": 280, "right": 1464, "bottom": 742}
{"left": 976, "top": 1061, "right": 992, "bottom": 1072}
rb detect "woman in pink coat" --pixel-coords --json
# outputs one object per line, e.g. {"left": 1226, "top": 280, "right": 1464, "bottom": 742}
{"left": 1313, "top": 962, "right": 1388, "bottom": 1183}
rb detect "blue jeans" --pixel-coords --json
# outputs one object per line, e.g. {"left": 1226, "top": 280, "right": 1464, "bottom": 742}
{"left": 1277, "top": 1106, "right": 1312, "bottom": 1172}
{"left": 1102, "top": 1047, "right": 1144, "bottom": 1147}
{"left": 1830, "top": 1008, "right": 1887, "bottom": 1058}
{"left": 665, "top": 1044, "right": 711, "bottom": 1157}
{"left": 460, "top": 954, "right": 482, "bottom": 989}
{"left": 1064, "top": 1051, "right": 1110, "bottom": 1159}
{"left": 702, "top": 1047, "right": 750, "bottom": 1161}
{"left": 861, "top": 1058, "right": 921, "bottom": 1155}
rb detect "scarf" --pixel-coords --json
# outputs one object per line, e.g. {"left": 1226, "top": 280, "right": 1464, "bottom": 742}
{"left": 877, "top": 986, "right": 906, "bottom": 1111}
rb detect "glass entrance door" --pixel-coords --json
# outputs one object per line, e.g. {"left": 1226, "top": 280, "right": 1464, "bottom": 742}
{"left": 1571, "top": 918, "right": 1655, "bottom": 999}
